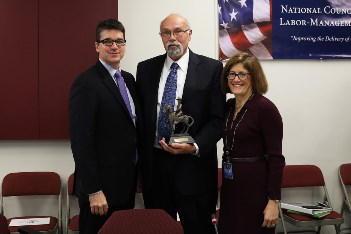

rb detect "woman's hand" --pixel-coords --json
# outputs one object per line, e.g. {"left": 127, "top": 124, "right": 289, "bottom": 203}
{"left": 262, "top": 199, "right": 279, "bottom": 228}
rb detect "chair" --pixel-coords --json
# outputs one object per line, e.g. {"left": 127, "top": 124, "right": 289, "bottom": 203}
{"left": 0, "top": 214, "right": 10, "bottom": 234}
{"left": 214, "top": 168, "right": 223, "bottom": 216}
{"left": 278, "top": 165, "right": 343, "bottom": 234}
{"left": 339, "top": 163, "right": 351, "bottom": 233}
{"left": 66, "top": 173, "right": 79, "bottom": 234}
{"left": 98, "top": 209, "right": 183, "bottom": 234}
{"left": 212, "top": 168, "right": 222, "bottom": 234}
{"left": 1, "top": 213, "right": 41, "bottom": 234}
{"left": 18, "top": 226, "right": 42, "bottom": 234}
{"left": 136, "top": 182, "right": 143, "bottom": 194}
{"left": 1, "top": 172, "right": 61, "bottom": 234}
{"left": 217, "top": 167, "right": 223, "bottom": 209}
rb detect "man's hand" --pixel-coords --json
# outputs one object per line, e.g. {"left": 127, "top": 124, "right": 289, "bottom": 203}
{"left": 159, "top": 138, "right": 196, "bottom": 155}
{"left": 89, "top": 191, "right": 109, "bottom": 216}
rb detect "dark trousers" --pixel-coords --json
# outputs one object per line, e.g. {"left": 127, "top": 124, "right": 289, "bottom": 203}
{"left": 144, "top": 148, "right": 215, "bottom": 234}
{"left": 79, "top": 198, "right": 135, "bottom": 234}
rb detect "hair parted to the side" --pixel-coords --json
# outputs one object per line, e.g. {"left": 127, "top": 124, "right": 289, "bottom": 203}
{"left": 96, "top": 19, "right": 125, "bottom": 42}
{"left": 220, "top": 52, "right": 268, "bottom": 95}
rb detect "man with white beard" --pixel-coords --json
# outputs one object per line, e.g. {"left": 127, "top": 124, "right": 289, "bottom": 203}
{"left": 136, "top": 13, "right": 226, "bottom": 234}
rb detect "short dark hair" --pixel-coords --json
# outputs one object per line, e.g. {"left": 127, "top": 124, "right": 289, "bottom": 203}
{"left": 220, "top": 52, "right": 268, "bottom": 95}
{"left": 96, "top": 19, "right": 125, "bottom": 41}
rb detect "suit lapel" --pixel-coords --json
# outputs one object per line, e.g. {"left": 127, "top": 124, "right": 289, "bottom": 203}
{"left": 96, "top": 61, "right": 134, "bottom": 124}
{"left": 182, "top": 50, "right": 200, "bottom": 103}
{"left": 148, "top": 55, "right": 166, "bottom": 123}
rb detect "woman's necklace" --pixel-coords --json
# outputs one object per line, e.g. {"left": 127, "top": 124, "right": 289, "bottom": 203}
{"left": 233, "top": 93, "right": 252, "bottom": 120}
{"left": 224, "top": 108, "right": 247, "bottom": 156}
{"left": 234, "top": 103, "right": 243, "bottom": 117}
{"left": 224, "top": 94, "right": 254, "bottom": 156}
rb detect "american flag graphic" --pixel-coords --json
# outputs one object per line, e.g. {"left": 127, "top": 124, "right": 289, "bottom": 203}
{"left": 218, "top": 0, "right": 273, "bottom": 60}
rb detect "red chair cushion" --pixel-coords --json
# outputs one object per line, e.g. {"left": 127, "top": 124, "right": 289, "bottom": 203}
{"left": 68, "top": 215, "right": 79, "bottom": 231}
{"left": 283, "top": 210, "right": 343, "bottom": 221}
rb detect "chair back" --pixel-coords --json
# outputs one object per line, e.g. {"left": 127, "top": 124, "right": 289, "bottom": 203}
{"left": 218, "top": 168, "right": 222, "bottom": 189}
{"left": 68, "top": 173, "right": 74, "bottom": 196}
{"left": 282, "top": 165, "right": 324, "bottom": 188}
{"left": 340, "top": 163, "right": 351, "bottom": 186}
{"left": 339, "top": 163, "right": 351, "bottom": 209}
{"left": 2, "top": 172, "right": 61, "bottom": 196}
{"left": 66, "top": 173, "right": 79, "bottom": 233}
{"left": 136, "top": 183, "right": 142, "bottom": 194}
{"left": 98, "top": 209, "right": 183, "bottom": 234}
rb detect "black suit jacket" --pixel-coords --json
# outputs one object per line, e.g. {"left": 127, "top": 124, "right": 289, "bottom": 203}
{"left": 69, "top": 61, "right": 142, "bottom": 206}
{"left": 136, "top": 50, "right": 225, "bottom": 201}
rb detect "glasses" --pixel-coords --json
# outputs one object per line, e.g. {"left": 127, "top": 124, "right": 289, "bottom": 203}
{"left": 159, "top": 29, "right": 190, "bottom": 38}
{"left": 227, "top": 72, "right": 250, "bottom": 80}
{"left": 97, "top": 38, "right": 126, "bottom": 47}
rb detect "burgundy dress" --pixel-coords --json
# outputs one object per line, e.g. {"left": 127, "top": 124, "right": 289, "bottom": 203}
{"left": 218, "top": 95, "right": 285, "bottom": 234}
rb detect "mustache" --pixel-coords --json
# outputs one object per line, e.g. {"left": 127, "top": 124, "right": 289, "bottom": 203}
{"left": 166, "top": 41, "right": 181, "bottom": 48}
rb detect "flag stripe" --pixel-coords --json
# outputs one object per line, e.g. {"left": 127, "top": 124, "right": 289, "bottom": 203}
{"left": 258, "top": 23, "right": 272, "bottom": 38}
{"left": 219, "top": 29, "right": 241, "bottom": 57}
{"left": 249, "top": 42, "right": 273, "bottom": 59}
{"left": 253, "top": 0, "right": 270, "bottom": 22}
{"left": 242, "top": 23, "right": 267, "bottom": 45}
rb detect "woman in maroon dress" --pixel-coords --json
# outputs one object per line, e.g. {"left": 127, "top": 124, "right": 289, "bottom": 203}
{"left": 218, "top": 52, "right": 285, "bottom": 234}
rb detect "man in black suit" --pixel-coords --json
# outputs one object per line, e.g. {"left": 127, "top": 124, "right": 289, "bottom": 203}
{"left": 69, "top": 19, "right": 142, "bottom": 234}
{"left": 136, "top": 14, "right": 225, "bottom": 234}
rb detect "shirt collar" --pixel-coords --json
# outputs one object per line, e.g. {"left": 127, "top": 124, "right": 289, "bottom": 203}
{"left": 99, "top": 58, "right": 121, "bottom": 77}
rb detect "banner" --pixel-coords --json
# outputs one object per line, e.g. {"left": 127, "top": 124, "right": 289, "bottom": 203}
{"left": 218, "top": 0, "right": 351, "bottom": 59}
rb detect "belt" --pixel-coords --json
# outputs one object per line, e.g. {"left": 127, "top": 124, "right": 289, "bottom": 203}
{"left": 223, "top": 155, "right": 267, "bottom": 163}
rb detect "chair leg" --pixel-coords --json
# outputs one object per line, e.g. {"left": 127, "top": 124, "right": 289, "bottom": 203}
{"left": 211, "top": 214, "right": 218, "bottom": 234}
{"left": 317, "top": 226, "right": 321, "bottom": 234}
{"left": 278, "top": 204, "right": 287, "bottom": 234}
{"left": 334, "top": 224, "right": 341, "bottom": 234}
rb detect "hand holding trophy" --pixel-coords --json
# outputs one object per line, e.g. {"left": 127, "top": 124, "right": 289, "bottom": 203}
{"left": 164, "top": 99, "right": 195, "bottom": 145}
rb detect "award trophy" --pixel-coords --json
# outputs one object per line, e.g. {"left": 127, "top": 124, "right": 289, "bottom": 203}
{"left": 164, "top": 99, "right": 195, "bottom": 145}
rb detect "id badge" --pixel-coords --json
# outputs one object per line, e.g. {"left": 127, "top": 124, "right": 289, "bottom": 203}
{"left": 223, "top": 162, "right": 233, "bottom": 179}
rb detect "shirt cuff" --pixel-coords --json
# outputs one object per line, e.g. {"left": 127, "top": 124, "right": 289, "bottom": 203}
{"left": 193, "top": 143, "right": 200, "bottom": 156}
{"left": 89, "top": 190, "right": 102, "bottom": 196}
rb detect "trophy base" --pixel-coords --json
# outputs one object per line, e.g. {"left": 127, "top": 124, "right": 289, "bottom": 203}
{"left": 169, "top": 133, "right": 195, "bottom": 145}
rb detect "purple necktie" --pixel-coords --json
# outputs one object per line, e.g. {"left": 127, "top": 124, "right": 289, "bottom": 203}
{"left": 114, "top": 70, "right": 137, "bottom": 164}
{"left": 158, "top": 62, "right": 179, "bottom": 142}
{"left": 114, "top": 70, "right": 133, "bottom": 120}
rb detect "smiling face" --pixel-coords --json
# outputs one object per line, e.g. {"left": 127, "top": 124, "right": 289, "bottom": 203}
{"left": 227, "top": 63, "right": 253, "bottom": 98}
{"left": 95, "top": 29, "right": 125, "bottom": 69}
